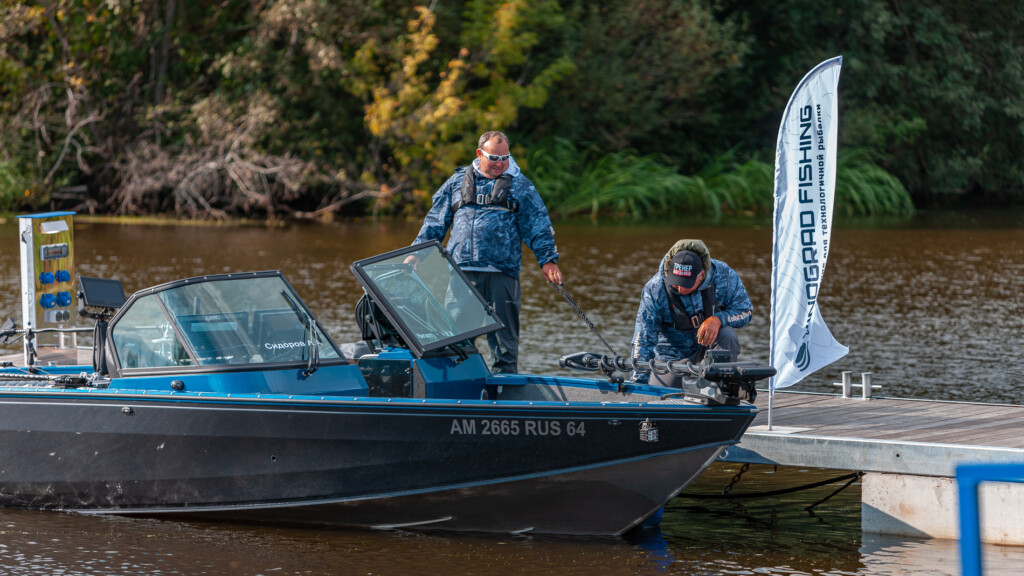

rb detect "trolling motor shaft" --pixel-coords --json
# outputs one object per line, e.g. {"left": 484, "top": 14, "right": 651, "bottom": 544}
{"left": 559, "top": 349, "right": 775, "bottom": 405}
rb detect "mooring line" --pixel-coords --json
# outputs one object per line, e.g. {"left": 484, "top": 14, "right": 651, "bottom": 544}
{"left": 671, "top": 471, "right": 862, "bottom": 502}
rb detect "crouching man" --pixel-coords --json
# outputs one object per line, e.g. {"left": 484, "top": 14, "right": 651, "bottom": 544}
{"left": 630, "top": 239, "right": 753, "bottom": 387}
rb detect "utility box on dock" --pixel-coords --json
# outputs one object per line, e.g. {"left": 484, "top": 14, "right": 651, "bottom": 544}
{"left": 17, "top": 211, "right": 77, "bottom": 359}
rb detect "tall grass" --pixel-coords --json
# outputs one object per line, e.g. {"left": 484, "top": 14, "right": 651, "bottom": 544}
{"left": 526, "top": 138, "right": 915, "bottom": 220}
{"left": 835, "top": 149, "right": 915, "bottom": 217}
{"left": 525, "top": 138, "right": 688, "bottom": 221}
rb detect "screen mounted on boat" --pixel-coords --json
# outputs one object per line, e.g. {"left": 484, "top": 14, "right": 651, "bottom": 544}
{"left": 350, "top": 241, "right": 503, "bottom": 357}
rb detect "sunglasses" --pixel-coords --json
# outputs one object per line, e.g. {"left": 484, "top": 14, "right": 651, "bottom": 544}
{"left": 479, "top": 150, "right": 510, "bottom": 162}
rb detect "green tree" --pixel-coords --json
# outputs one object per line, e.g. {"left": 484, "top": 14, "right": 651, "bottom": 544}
{"left": 526, "top": 0, "right": 749, "bottom": 169}
{"left": 714, "top": 0, "right": 1024, "bottom": 200}
{"left": 362, "top": 0, "right": 575, "bottom": 203}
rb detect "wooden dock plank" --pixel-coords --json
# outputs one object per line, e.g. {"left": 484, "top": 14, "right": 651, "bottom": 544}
{"left": 867, "top": 410, "right": 1024, "bottom": 435}
{"left": 759, "top": 410, "right": 938, "bottom": 434}
{"left": 824, "top": 407, "right": 1020, "bottom": 441}
{"left": 735, "top": 391, "right": 1024, "bottom": 474}
{"left": 902, "top": 420, "right": 1024, "bottom": 446}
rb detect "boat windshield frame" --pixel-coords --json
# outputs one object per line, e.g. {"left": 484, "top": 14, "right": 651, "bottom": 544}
{"left": 350, "top": 241, "right": 504, "bottom": 357}
{"left": 105, "top": 270, "right": 345, "bottom": 377}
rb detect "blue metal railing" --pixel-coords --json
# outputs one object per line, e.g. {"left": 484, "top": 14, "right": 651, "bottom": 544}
{"left": 957, "top": 463, "right": 1024, "bottom": 576}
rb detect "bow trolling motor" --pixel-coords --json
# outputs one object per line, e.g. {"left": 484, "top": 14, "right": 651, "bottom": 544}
{"left": 549, "top": 281, "right": 774, "bottom": 405}
{"left": 559, "top": 349, "right": 775, "bottom": 405}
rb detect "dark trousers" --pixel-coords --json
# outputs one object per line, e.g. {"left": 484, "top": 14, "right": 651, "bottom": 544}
{"left": 459, "top": 271, "right": 521, "bottom": 374}
{"left": 652, "top": 326, "right": 741, "bottom": 388}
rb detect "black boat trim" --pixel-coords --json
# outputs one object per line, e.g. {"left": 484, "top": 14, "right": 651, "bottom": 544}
{"left": 115, "top": 357, "right": 351, "bottom": 378}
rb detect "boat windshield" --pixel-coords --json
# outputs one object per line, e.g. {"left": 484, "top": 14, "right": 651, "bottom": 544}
{"left": 110, "top": 272, "right": 341, "bottom": 370}
{"left": 351, "top": 242, "right": 503, "bottom": 356}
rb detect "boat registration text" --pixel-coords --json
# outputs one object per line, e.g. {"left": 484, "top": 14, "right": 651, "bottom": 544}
{"left": 449, "top": 418, "right": 586, "bottom": 437}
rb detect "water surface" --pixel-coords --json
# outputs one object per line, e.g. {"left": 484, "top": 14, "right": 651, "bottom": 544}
{"left": 2, "top": 463, "right": 1023, "bottom": 575}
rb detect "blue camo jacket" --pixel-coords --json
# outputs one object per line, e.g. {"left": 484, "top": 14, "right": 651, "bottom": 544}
{"left": 630, "top": 243, "right": 753, "bottom": 384}
{"left": 413, "top": 164, "right": 559, "bottom": 279}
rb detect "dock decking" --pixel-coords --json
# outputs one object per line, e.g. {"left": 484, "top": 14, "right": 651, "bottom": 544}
{"left": 724, "top": 390, "right": 1024, "bottom": 477}
{"left": 1, "top": 347, "right": 93, "bottom": 367}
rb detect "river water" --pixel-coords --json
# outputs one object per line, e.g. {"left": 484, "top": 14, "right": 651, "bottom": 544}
{"left": 0, "top": 213, "right": 1022, "bottom": 574}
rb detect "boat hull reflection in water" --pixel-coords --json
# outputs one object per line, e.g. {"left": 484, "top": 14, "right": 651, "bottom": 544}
{"left": 0, "top": 241, "right": 763, "bottom": 535}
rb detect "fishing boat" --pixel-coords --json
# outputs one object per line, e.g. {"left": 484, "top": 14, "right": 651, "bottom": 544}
{"left": 0, "top": 238, "right": 770, "bottom": 535}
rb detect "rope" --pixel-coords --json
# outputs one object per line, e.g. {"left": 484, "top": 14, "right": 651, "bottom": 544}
{"left": 804, "top": 471, "right": 863, "bottom": 512}
{"left": 672, "top": 471, "right": 862, "bottom": 502}
{"left": 0, "top": 370, "right": 91, "bottom": 386}
{"left": 551, "top": 282, "right": 620, "bottom": 357}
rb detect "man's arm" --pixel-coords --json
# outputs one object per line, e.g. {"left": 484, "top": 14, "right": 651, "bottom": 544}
{"left": 629, "top": 282, "right": 663, "bottom": 384}
{"left": 713, "top": 263, "right": 753, "bottom": 330}
{"left": 412, "top": 178, "right": 457, "bottom": 246}
{"left": 514, "top": 177, "right": 560, "bottom": 272}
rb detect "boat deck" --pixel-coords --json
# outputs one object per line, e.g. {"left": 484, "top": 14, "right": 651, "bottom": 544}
{"left": 722, "top": 390, "right": 1024, "bottom": 476}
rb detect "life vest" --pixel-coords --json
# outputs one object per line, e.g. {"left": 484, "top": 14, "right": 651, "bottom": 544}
{"left": 663, "top": 277, "right": 718, "bottom": 332}
{"left": 450, "top": 166, "right": 519, "bottom": 213}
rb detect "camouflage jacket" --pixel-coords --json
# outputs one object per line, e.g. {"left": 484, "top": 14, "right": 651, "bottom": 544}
{"left": 630, "top": 240, "right": 753, "bottom": 384}
{"left": 413, "top": 162, "right": 558, "bottom": 279}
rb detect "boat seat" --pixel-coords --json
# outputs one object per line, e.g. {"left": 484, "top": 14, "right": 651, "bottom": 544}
{"left": 354, "top": 294, "right": 405, "bottom": 351}
{"left": 357, "top": 355, "right": 414, "bottom": 398}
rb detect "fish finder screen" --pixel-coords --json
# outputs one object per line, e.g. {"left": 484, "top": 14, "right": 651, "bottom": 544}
{"left": 78, "top": 276, "right": 127, "bottom": 309}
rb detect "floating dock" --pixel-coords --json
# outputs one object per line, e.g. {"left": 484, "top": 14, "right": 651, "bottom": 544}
{"left": 723, "top": 389, "right": 1024, "bottom": 545}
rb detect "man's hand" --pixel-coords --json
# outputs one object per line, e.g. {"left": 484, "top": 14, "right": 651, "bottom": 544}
{"left": 696, "top": 316, "right": 722, "bottom": 347}
{"left": 403, "top": 254, "right": 421, "bottom": 269}
{"left": 542, "top": 262, "right": 562, "bottom": 285}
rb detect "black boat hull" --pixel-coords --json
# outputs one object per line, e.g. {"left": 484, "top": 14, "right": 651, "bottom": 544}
{"left": 0, "top": 391, "right": 753, "bottom": 534}
{"left": 180, "top": 445, "right": 724, "bottom": 535}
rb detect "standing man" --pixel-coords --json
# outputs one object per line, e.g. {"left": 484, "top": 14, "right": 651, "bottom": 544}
{"left": 408, "top": 130, "right": 562, "bottom": 373}
{"left": 630, "top": 239, "right": 752, "bottom": 386}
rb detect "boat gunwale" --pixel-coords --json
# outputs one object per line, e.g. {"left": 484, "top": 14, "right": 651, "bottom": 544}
{"left": 0, "top": 385, "right": 756, "bottom": 414}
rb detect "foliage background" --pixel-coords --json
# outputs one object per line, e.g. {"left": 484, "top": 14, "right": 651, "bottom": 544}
{"left": 1, "top": 0, "right": 1020, "bottom": 220}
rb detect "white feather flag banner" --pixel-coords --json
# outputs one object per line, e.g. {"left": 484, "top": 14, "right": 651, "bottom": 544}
{"left": 770, "top": 56, "right": 848, "bottom": 391}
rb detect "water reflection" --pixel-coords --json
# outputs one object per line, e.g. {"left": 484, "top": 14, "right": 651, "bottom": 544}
{"left": 3, "top": 463, "right": 1023, "bottom": 575}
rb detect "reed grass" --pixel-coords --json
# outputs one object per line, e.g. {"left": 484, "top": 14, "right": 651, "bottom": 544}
{"left": 834, "top": 149, "right": 916, "bottom": 217}
{"left": 527, "top": 139, "right": 915, "bottom": 220}
{"left": 525, "top": 138, "right": 687, "bottom": 221}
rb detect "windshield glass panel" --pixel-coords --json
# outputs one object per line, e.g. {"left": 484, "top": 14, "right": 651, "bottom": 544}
{"left": 111, "top": 294, "right": 193, "bottom": 369}
{"left": 355, "top": 243, "right": 502, "bottom": 354}
{"left": 111, "top": 274, "right": 340, "bottom": 368}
